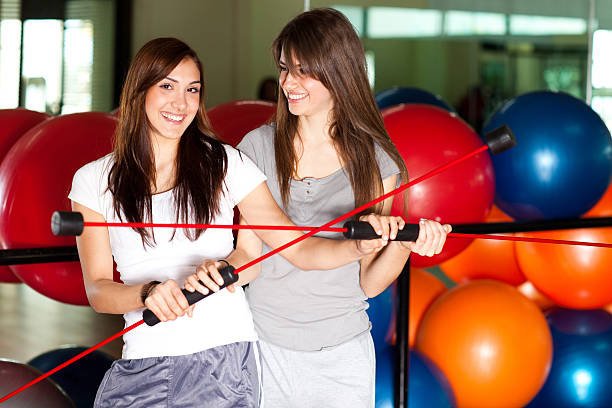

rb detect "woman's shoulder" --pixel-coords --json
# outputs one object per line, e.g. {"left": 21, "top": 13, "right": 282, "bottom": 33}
{"left": 238, "top": 123, "right": 275, "bottom": 150}
{"left": 75, "top": 152, "right": 115, "bottom": 179}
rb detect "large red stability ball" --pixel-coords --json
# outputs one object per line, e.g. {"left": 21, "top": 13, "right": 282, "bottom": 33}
{"left": 416, "top": 280, "right": 552, "bottom": 408}
{"left": 0, "top": 112, "right": 117, "bottom": 305}
{"left": 0, "top": 359, "right": 76, "bottom": 407}
{"left": 383, "top": 104, "right": 495, "bottom": 267}
{"left": 0, "top": 109, "right": 50, "bottom": 283}
{"left": 207, "top": 100, "right": 276, "bottom": 147}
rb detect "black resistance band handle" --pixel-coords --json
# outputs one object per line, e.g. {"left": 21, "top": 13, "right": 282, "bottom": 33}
{"left": 343, "top": 221, "right": 420, "bottom": 241}
{"left": 142, "top": 265, "right": 238, "bottom": 326}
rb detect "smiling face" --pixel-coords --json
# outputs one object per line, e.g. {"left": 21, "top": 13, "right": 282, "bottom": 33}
{"left": 145, "top": 57, "right": 201, "bottom": 144}
{"left": 279, "top": 48, "right": 334, "bottom": 120}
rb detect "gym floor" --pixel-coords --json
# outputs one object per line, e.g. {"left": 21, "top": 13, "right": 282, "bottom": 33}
{"left": 0, "top": 283, "right": 124, "bottom": 363}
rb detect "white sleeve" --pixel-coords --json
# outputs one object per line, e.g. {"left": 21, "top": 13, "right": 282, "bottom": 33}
{"left": 68, "top": 160, "right": 106, "bottom": 216}
{"left": 223, "top": 144, "right": 267, "bottom": 206}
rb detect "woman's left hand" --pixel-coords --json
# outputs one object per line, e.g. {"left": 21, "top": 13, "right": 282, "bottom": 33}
{"left": 400, "top": 219, "right": 452, "bottom": 257}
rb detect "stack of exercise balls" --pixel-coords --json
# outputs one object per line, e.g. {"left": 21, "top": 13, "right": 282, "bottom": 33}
{"left": 399, "top": 90, "right": 612, "bottom": 408}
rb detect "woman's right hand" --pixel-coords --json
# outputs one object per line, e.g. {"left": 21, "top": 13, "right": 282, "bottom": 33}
{"left": 143, "top": 279, "right": 192, "bottom": 323}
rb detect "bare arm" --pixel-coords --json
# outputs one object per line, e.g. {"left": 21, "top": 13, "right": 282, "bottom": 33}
{"left": 73, "top": 201, "right": 191, "bottom": 322}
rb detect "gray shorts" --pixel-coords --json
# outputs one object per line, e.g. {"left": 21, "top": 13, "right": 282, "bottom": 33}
{"left": 259, "top": 331, "right": 376, "bottom": 408}
{"left": 94, "top": 341, "right": 261, "bottom": 408}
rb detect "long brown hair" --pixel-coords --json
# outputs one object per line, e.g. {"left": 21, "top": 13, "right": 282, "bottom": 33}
{"left": 109, "top": 37, "right": 227, "bottom": 245}
{"left": 272, "top": 8, "right": 408, "bottom": 214}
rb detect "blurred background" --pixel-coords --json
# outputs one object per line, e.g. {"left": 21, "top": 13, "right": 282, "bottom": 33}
{"left": 0, "top": 0, "right": 610, "bottom": 129}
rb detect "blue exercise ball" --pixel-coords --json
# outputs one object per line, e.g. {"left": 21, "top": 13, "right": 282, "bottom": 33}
{"left": 483, "top": 91, "right": 612, "bottom": 220}
{"left": 375, "top": 346, "right": 456, "bottom": 408}
{"left": 28, "top": 346, "right": 115, "bottom": 408}
{"left": 526, "top": 308, "right": 612, "bottom": 408}
{"left": 375, "top": 87, "right": 454, "bottom": 112}
{"left": 367, "top": 283, "right": 395, "bottom": 351}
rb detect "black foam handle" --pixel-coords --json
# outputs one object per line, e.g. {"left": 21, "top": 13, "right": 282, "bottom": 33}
{"left": 484, "top": 124, "right": 516, "bottom": 155}
{"left": 51, "top": 211, "right": 84, "bottom": 236}
{"left": 343, "top": 221, "right": 419, "bottom": 241}
{"left": 143, "top": 265, "right": 238, "bottom": 326}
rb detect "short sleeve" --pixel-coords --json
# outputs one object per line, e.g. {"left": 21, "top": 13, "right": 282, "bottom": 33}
{"left": 68, "top": 159, "right": 106, "bottom": 215}
{"left": 237, "top": 124, "right": 274, "bottom": 169}
{"left": 375, "top": 143, "right": 401, "bottom": 183}
{"left": 223, "top": 144, "right": 267, "bottom": 206}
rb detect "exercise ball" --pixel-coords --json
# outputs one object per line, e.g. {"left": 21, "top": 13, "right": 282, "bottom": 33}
{"left": 439, "top": 205, "right": 525, "bottom": 285}
{"left": 0, "top": 109, "right": 50, "bottom": 283}
{"left": 0, "top": 112, "right": 117, "bottom": 305}
{"left": 375, "top": 346, "right": 394, "bottom": 408}
{"left": 515, "top": 226, "right": 612, "bottom": 309}
{"left": 383, "top": 104, "right": 495, "bottom": 267}
{"left": 527, "top": 308, "right": 612, "bottom": 408}
{"left": 409, "top": 268, "right": 447, "bottom": 347}
{"left": 28, "top": 346, "right": 115, "bottom": 408}
{"left": 367, "top": 283, "right": 395, "bottom": 350}
{"left": 375, "top": 87, "right": 454, "bottom": 112}
{"left": 410, "top": 349, "right": 456, "bottom": 408}
{"left": 416, "top": 280, "right": 552, "bottom": 408}
{"left": 0, "top": 359, "right": 75, "bottom": 407}
{"left": 207, "top": 100, "right": 276, "bottom": 147}
{"left": 375, "top": 346, "right": 456, "bottom": 408}
{"left": 585, "top": 181, "right": 612, "bottom": 217}
{"left": 483, "top": 91, "right": 612, "bottom": 220}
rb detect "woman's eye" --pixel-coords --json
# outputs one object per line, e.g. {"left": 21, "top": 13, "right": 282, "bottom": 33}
{"left": 160, "top": 83, "right": 172, "bottom": 90}
{"left": 279, "top": 66, "right": 288, "bottom": 72}
{"left": 187, "top": 87, "right": 200, "bottom": 93}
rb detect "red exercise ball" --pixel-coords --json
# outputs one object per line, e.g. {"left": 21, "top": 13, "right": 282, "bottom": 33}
{"left": 416, "top": 280, "right": 552, "bottom": 408}
{"left": 207, "top": 100, "right": 276, "bottom": 147}
{"left": 0, "top": 112, "right": 117, "bottom": 305}
{"left": 0, "top": 109, "right": 50, "bottom": 283}
{"left": 439, "top": 205, "right": 525, "bottom": 285}
{"left": 408, "top": 267, "right": 447, "bottom": 347}
{"left": 0, "top": 359, "right": 75, "bottom": 407}
{"left": 382, "top": 104, "right": 495, "bottom": 267}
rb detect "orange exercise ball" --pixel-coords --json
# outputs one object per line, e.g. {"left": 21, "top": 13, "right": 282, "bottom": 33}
{"left": 408, "top": 268, "right": 447, "bottom": 347}
{"left": 207, "top": 100, "right": 276, "bottom": 147}
{"left": 439, "top": 205, "right": 525, "bottom": 285}
{"left": 0, "top": 112, "right": 117, "bottom": 305}
{"left": 515, "top": 226, "right": 612, "bottom": 309}
{"left": 416, "top": 280, "right": 552, "bottom": 408}
{"left": 0, "top": 109, "right": 50, "bottom": 283}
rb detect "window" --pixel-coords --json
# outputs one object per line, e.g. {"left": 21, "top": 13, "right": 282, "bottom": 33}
{"left": 367, "top": 7, "right": 442, "bottom": 38}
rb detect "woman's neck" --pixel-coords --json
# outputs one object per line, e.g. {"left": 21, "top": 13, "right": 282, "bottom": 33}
{"left": 151, "top": 135, "right": 179, "bottom": 194}
{"left": 297, "top": 109, "right": 332, "bottom": 144}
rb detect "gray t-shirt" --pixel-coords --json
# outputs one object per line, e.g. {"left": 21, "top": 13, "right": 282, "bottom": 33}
{"left": 237, "top": 124, "right": 400, "bottom": 351}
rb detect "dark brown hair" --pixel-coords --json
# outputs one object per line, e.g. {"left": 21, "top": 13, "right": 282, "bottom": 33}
{"left": 272, "top": 8, "right": 408, "bottom": 214}
{"left": 109, "top": 37, "right": 227, "bottom": 245}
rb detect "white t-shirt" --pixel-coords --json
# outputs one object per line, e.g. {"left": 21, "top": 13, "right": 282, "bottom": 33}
{"left": 69, "top": 144, "right": 266, "bottom": 359}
